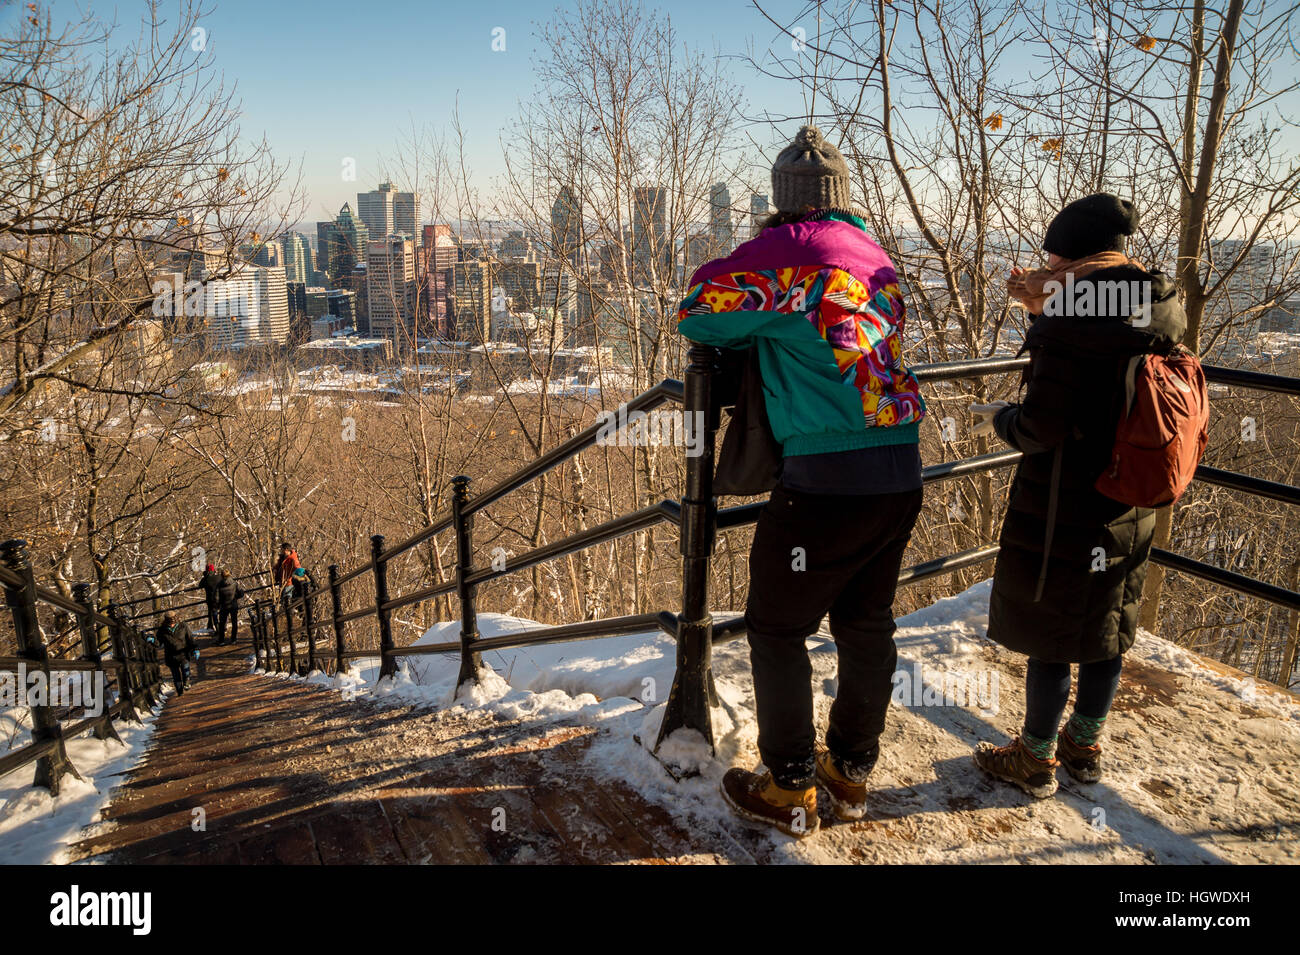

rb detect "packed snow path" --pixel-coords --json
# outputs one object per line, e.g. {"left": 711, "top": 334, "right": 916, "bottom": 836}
{"left": 67, "top": 586, "right": 1300, "bottom": 864}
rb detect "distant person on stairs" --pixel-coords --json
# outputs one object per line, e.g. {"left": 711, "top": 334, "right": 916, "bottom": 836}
{"left": 215, "top": 570, "right": 246, "bottom": 645}
{"left": 274, "top": 542, "right": 300, "bottom": 589}
{"left": 198, "top": 562, "right": 220, "bottom": 630}
{"left": 154, "top": 611, "right": 196, "bottom": 695}
{"left": 969, "top": 194, "right": 1187, "bottom": 798}
{"left": 274, "top": 542, "right": 300, "bottom": 615}
{"left": 677, "top": 125, "right": 927, "bottom": 837}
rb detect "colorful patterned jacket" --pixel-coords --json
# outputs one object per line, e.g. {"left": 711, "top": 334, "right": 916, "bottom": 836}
{"left": 676, "top": 210, "right": 925, "bottom": 456}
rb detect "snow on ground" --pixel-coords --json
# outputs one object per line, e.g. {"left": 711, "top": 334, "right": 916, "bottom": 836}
{"left": 268, "top": 580, "right": 1300, "bottom": 863}
{"left": 0, "top": 698, "right": 162, "bottom": 864}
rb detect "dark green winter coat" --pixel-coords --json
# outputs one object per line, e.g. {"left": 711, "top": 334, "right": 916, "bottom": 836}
{"left": 989, "top": 265, "right": 1187, "bottom": 663}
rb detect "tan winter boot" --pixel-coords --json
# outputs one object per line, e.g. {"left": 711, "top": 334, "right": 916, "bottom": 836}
{"left": 814, "top": 750, "right": 872, "bottom": 821}
{"left": 973, "top": 736, "right": 1059, "bottom": 799}
{"left": 720, "top": 768, "right": 819, "bottom": 838}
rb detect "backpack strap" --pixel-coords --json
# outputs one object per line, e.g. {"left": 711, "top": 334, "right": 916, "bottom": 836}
{"left": 1033, "top": 442, "right": 1064, "bottom": 603}
{"left": 1122, "top": 353, "right": 1145, "bottom": 416}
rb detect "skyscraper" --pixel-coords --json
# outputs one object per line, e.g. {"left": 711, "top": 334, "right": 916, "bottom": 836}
{"left": 198, "top": 265, "right": 289, "bottom": 348}
{"left": 318, "top": 203, "right": 369, "bottom": 285}
{"left": 366, "top": 236, "right": 416, "bottom": 341}
{"left": 452, "top": 258, "right": 494, "bottom": 343}
{"left": 551, "top": 184, "right": 582, "bottom": 267}
{"left": 749, "top": 193, "right": 770, "bottom": 238}
{"left": 632, "top": 185, "right": 669, "bottom": 286}
{"left": 359, "top": 180, "right": 421, "bottom": 245}
{"left": 252, "top": 266, "right": 290, "bottom": 343}
{"left": 394, "top": 189, "right": 421, "bottom": 243}
{"left": 422, "top": 224, "right": 456, "bottom": 337}
{"left": 357, "top": 181, "right": 395, "bottom": 241}
{"left": 281, "top": 232, "right": 312, "bottom": 285}
{"left": 709, "top": 183, "right": 734, "bottom": 250}
{"left": 499, "top": 260, "right": 541, "bottom": 313}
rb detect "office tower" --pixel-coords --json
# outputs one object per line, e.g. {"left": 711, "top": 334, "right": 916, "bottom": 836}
{"left": 281, "top": 232, "right": 313, "bottom": 285}
{"left": 551, "top": 184, "right": 582, "bottom": 267}
{"left": 452, "top": 258, "right": 494, "bottom": 343}
{"left": 394, "top": 189, "right": 420, "bottom": 243}
{"left": 197, "top": 265, "right": 286, "bottom": 348}
{"left": 749, "top": 193, "right": 770, "bottom": 238}
{"left": 598, "top": 240, "right": 626, "bottom": 283}
{"left": 683, "top": 229, "right": 713, "bottom": 281}
{"left": 257, "top": 239, "right": 282, "bottom": 268}
{"left": 286, "top": 281, "right": 308, "bottom": 341}
{"left": 201, "top": 269, "right": 259, "bottom": 348}
{"left": 357, "top": 181, "right": 395, "bottom": 241}
{"left": 499, "top": 230, "right": 536, "bottom": 262}
{"left": 422, "top": 224, "right": 456, "bottom": 337}
{"left": 499, "top": 259, "right": 541, "bottom": 313}
{"left": 318, "top": 203, "right": 369, "bottom": 285}
{"left": 315, "top": 221, "right": 335, "bottom": 278}
{"left": 339, "top": 266, "right": 369, "bottom": 334}
{"left": 307, "top": 288, "right": 358, "bottom": 340}
{"left": 542, "top": 265, "right": 578, "bottom": 342}
{"left": 366, "top": 235, "right": 416, "bottom": 341}
{"left": 709, "top": 183, "right": 734, "bottom": 251}
{"left": 252, "top": 266, "right": 290, "bottom": 343}
{"left": 632, "top": 185, "right": 670, "bottom": 286}
{"left": 358, "top": 180, "right": 420, "bottom": 245}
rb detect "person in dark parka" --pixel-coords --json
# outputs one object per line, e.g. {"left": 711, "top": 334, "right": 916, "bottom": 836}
{"left": 969, "top": 193, "right": 1187, "bottom": 798}
{"left": 198, "top": 562, "right": 219, "bottom": 630}
{"left": 154, "top": 611, "right": 196, "bottom": 695}
{"left": 215, "top": 570, "right": 245, "bottom": 645}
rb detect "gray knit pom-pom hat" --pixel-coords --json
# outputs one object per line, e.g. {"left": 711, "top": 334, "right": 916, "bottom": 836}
{"left": 771, "top": 125, "right": 852, "bottom": 213}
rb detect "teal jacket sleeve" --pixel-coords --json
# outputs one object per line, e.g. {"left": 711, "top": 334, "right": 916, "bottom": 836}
{"left": 677, "top": 308, "right": 817, "bottom": 349}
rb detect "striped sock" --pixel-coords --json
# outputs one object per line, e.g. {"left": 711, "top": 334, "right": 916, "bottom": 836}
{"left": 1065, "top": 713, "right": 1107, "bottom": 747}
{"left": 1021, "top": 730, "right": 1057, "bottom": 761}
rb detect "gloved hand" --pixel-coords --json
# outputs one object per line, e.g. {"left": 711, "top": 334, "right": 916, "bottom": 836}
{"left": 969, "top": 400, "right": 1011, "bottom": 438}
{"left": 193, "top": 650, "right": 200, "bottom": 660}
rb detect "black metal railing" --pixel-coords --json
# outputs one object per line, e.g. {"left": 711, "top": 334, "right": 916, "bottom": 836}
{"left": 9, "top": 348, "right": 1298, "bottom": 790}
{"left": 0, "top": 539, "right": 167, "bottom": 793}
{"left": 219, "top": 348, "right": 1300, "bottom": 769}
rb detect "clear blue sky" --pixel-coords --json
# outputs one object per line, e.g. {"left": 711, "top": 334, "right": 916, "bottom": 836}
{"left": 15, "top": 1, "right": 1300, "bottom": 234}
{"left": 28, "top": 0, "right": 812, "bottom": 226}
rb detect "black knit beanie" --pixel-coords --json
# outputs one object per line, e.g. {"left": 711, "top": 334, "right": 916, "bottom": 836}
{"left": 1042, "top": 193, "right": 1139, "bottom": 259}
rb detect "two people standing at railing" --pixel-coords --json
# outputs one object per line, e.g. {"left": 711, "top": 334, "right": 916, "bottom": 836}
{"left": 677, "top": 125, "right": 1186, "bottom": 837}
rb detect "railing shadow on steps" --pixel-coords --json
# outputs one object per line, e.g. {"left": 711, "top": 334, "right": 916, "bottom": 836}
{"left": 11, "top": 347, "right": 1300, "bottom": 790}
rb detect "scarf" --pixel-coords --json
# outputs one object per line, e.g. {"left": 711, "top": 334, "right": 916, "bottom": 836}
{"left": 1007, "top": 251, "right": 1139, "bottom": 314}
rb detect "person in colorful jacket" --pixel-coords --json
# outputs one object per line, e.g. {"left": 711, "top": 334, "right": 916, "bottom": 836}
{"left": 677, "top": 125, "right": 926, "bottom": 838}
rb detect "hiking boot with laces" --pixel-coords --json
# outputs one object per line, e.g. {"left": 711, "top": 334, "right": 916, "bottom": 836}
{"left": 720, "top": 768, "right": 819, "bottom": 838}
{"left": 973, "top": 736, "right": 1059, "bottom": 799}
{"left": 815, "top": 749, "right": 875, "bottom": 820}
{"left": 1056, "top": 728, "right": 1103, "bottom": 783}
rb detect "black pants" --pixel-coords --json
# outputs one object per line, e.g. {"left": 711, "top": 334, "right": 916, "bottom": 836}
{"left": 166, "top": 658, "right": 190, "bottom": 694}
{"left": 217, "top": 604, "right": 239, "bottom": 642}
{"left": 745, "top": 484, "right": 924, "bottom": 788}
{"left": 1023, "top": 655, "right": 1123, "bottom": 740}
{"left": 205, "top": 600, "right": 218, "bottom": 630}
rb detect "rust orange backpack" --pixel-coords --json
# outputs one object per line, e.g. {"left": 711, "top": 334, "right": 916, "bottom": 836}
{"left": 1094, "top": 344, "right": 1209, "bottom": 508}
